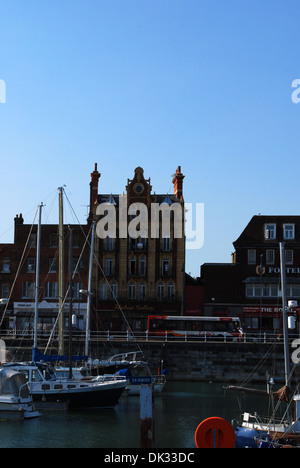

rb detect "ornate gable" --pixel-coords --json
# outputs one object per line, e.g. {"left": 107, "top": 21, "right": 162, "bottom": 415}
{"left": 126, "top": 167, "right": 152, "bottom": 206}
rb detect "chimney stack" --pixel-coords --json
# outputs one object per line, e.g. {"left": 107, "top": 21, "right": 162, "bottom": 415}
{"left": 172, "top": 166, "right": 185, "bottom": 201}
{"left": 89, "top": 163, "right": 101, "bottom": 220}
{"left": 14, "top": 213, "right": 24, "bottom": 225}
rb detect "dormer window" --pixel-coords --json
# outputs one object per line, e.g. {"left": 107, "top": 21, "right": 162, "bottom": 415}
{"left": 265, "top": 224, "right": 276, "bottom": 240}
{"left": 283, "top": 224, "right": 295, "bottom": 240}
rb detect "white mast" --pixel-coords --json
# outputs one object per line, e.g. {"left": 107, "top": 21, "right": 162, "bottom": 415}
{"left": 279, "top": 242, "right": 291, "bottom": 389}
{"left": 85, "top": 221, "right": 96, "bottom": 357}
{"left": 58, "top": 187, "right": 65, "bottom": 355}
{"left": 33, "top": 203, "right": 43, "bottom": 354}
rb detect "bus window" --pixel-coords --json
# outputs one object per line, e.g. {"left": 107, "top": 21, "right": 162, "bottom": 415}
{"left": 149, "top": 319, "right": 162, "bottom": 330}
{"left": 215, "top": 322, "right": 227, "bottom": 332}
{"left": 202, "top": 321, "right": 214, "bottom": 332}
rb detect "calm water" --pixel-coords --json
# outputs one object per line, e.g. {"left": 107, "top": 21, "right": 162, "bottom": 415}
{"left": 0, "top": 381, "right": 265, "bottom": 448}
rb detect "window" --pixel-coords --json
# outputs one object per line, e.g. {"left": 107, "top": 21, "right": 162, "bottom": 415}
{"left": 139, "top": 257, "right": 146, "bottom": 276}
{"left": 244, "top": 317, "right": 259, "bottom": 330}
{"left": 265, "top": 224, "right": 276, "bottom": 240}
{"left": 72, "top": 258, "right": 79, "bottom": 274}
{"left": 2, "top": 259, "right": 10, "bottom": 273}
{"left": 167, "top": 283, "right": 175, "bottom": 301}
{"left": 129, "top": 238, "right": 136, "bottom": 250}
{"left": 49, "top": 258, "right": 58, "bottom": 273}
{"left": 133, "top": 319, "right": 143, "bottom": 330}
{"left": 50, "top": 234, "right": 58, "bottom": 248}
{"left": 44, "top": 282, "right": 58, "bottom": 299}
{"left": 2, "top": 284, "right": 9, "bottom": 298}
{"left": 22, "top": 282, "right": 35, "bottom": 299}
{"left": 109, "top": 282, "right": 118, "bottom": 300}
{"left": 73, "top": 282, "right": 83, "bottom": 299}
{"left": 246, "top": 283, "right": 280, "bottom": 298}
{"left": 270, "top": 284, "right": 278, "bottom": 297}
{"left": 285, "top": 250, "right": 293, "bottom": 265}
{"left": 254, "top": 284, "right": 262, "bottom": 297}
{"left": 105, "top": 237, "right": 114, "bottom": 251}
{"left": 100, "top": 283, "right": 107, "bottom": 300}
{"left": 246, "top": 284, "right": 254, "bottom": 298}
{"left": 129, "top": 257, "right": 136, "bottom": 276}
{"left": 73, "top": 232, "right": 80, "bottom": 248}
{"left": 262, "top": 285, "right": 270, "bottom": 297}
{"left": 162, "top": 237, "right": 171, "bottom": 252}
{"left": 266, "top": 250, "right": 275, "bottom": 265}
{"left": 29, "top": 234, "right": 37, "bottom": 248}
{"left": 290, "top": 285, "right": 300, "bottom": 297}
{"left": 137, "top": 236, "right": 147, "bottom": 250}
{"left": 162, "top": 259, "right": 170, "bottom": 276}
{"left": 32, "top": 370, "right": 42, "bottom": 382}
{"left": 157, "top": 283, "right": 164, "bottom": 301}
{"left": 284, "top": 224, "right": 295, "bottom": 240}
{"left": 139, "top": 283, "right": 146, "bottom": 301}
{"left": 247, "top": 250, "right": 256, "bottom": 264}
{"left": 27, "top": 258, "right": 36, "bottom": 273}
{"left": 128, "top": 283, "right": 136, "bottom": 300}
{"left": 105, "top": 258, "right": 113, "bottom": 276}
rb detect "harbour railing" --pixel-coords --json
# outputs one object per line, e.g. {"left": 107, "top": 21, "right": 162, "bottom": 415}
{"left": 1, "top": 329, "right": 298, "bottom": 344}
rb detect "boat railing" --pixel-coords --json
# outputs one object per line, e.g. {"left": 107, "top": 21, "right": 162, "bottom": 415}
{"left": 17, "top": 382, "right": 31, "bottom": 401}
{"left": 243, "top": 411, "right": 289, "bottom": 428}
{"left": 153, "top": 375, "right": 167, "bottom": 385}
{"left": 107, "top": 351, "right": 145, "bottom": 362}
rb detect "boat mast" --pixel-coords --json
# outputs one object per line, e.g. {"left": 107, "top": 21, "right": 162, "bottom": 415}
{"left": 85, "top": 221, "right": 96, "bottom": 357}
{"left": 33, "top": 203, "right": 43, "bottom": 356}
{"left": 279, "top": 242, "right": 291, "bottom": 388}
{"left": 68, "top": 226, "right": 73, "bottom": 379}
{"left": 58, "top": 187, "right": 65, "bottom": 356}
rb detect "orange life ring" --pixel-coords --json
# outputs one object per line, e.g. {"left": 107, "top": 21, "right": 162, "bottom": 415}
{"left": 195, "top": 417, "right": 236, "bottom": 448}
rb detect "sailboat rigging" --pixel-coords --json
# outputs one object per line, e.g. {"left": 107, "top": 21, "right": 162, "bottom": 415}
{"left": 5, "top": 193, "right": 126, "bottom": 409}
{"left": 225, "top": 242, "right": 300, "bottom": 448}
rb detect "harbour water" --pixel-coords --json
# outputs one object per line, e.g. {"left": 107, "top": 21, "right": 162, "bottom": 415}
{"left": 0, "top": 381, "right": 266, "bottom": 448}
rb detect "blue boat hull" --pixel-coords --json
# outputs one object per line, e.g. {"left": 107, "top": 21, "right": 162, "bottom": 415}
{"left": 235, "top": 426, "right": 274, "bottom": 448}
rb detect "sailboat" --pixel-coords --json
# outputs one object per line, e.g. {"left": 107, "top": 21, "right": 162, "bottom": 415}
{"left": 225, "top": 242, "right": 300, "bottom": 448}
{"left": 0, "top": 367, "right": 40, "bottom": 420}
{"left": 7, "top": 198, "right": 126, "bottom": 409}
{"left": 85, "top": 350, "right": 167, "bottom": 395}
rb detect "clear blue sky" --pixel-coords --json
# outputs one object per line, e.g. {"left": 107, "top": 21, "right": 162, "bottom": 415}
{"left": 0, "top": 0, "right": 299, "bottom": 276}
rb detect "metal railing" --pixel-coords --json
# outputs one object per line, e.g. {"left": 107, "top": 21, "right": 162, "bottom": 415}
{"left": 1, "top": 329, "right": 299, "bottom": 344}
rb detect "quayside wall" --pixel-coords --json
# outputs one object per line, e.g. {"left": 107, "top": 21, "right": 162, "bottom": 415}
{"left": 3, "top": 339, "right": 298, "bottom": 384}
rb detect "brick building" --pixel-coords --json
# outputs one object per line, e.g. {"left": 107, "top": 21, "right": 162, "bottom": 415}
{"left": 0, "top": 163, "right": 187, "bottom": 335}
{"left": 88, "top": 164, "right": 186, "bottom": 331}
{"left": 201, "top": 215, "right": 300, "bottom": 332}
{"left": 0, "top": 212, "right": 90, "bottom": 334}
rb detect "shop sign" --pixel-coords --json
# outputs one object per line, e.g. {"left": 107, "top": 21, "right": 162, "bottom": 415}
{"left": 267, "top": 267, "right": 300, "bottom": 274}
{"left": 243, "top": 306, "right": 300, "bottom": 314}
{"left": 113, "top": 304, "right": 155, "bottom": 313}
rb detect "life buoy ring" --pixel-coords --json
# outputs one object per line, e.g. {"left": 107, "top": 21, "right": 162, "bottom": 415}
{"left": 195, "top": 417, "right": 236, "bottom": 448}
